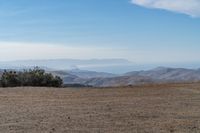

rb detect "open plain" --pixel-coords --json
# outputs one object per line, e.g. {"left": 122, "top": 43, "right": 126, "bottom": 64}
{"left": 0, "top": 83, "right": 200, "bottom": 133}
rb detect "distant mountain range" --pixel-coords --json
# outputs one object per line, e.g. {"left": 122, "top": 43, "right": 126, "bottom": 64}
{"left": 1, "top": 59, "right": 200, "bottom": 87}
{"left": 49, "top": 67, "right": 200, "bottom": 87}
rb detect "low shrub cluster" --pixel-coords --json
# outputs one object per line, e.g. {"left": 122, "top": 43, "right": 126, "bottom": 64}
{"left": 0, "top": 67, "right": 63, "bottom": 87}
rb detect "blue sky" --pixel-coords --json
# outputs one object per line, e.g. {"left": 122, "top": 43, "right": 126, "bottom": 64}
{"left": 0, "top": 0, "right": 200, "bottom": 64}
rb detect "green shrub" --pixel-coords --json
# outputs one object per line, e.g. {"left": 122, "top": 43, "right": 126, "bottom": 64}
{"left": 0, "top": 67, "right": 63, "bottom": 87}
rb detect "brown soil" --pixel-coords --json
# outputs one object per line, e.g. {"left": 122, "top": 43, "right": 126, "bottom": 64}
{"left": 0, "top": 83, "right": 200, "bottom": 133}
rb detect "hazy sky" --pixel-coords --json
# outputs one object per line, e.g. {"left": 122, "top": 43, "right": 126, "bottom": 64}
{"left": 0, "top": 0, "right": 200, "bottom": 63}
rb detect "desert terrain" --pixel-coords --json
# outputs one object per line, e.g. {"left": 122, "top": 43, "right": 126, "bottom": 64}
{"left": 0, "top": 83, "right": 200, "bottom": 133}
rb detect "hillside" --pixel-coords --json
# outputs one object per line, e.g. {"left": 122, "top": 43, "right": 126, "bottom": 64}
{"left": 125, "top": 67, "right": 200, "bottom": 82}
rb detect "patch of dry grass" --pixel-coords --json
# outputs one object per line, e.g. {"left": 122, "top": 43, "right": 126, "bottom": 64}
{"left": 0, "top": 83, "right": 199, "bottom": 132}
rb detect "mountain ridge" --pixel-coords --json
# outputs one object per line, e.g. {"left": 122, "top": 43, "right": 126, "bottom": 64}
{"left": 60, "top": 67, "right": 200, "bottom": 87}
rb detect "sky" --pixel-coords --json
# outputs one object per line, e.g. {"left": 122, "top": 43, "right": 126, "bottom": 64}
{"left": 0, "top": 0, "right": 200, "bottom": 64}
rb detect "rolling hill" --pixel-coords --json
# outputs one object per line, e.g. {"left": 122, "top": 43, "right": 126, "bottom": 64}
{"left": 58, "top": 67, "right": 200, "bottom": 87}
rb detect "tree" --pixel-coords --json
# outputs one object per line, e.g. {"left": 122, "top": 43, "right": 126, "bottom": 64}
{"left": 0, "top": 70, "right": 21, "bottom": 87}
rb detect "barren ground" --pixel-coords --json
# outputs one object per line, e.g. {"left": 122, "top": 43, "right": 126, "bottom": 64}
{"left": 0, "top": 83, "right": 200, "bottom": 133}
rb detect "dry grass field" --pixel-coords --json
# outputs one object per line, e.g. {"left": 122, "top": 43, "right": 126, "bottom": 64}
{"left": 0, "top": 83, "right": 200, "bottom": 133}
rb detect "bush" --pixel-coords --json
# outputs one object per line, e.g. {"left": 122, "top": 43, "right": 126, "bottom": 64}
{"left": 0, "top": 67, "right": 63, "bottom": 87}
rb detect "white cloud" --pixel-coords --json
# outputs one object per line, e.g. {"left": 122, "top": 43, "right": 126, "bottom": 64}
{"left": 131, "top": 0, "right": 200, "bottom": 17}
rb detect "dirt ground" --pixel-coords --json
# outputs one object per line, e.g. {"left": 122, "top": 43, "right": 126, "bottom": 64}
{"left": 0, "top": 83, "right": 200, "bottom": 133}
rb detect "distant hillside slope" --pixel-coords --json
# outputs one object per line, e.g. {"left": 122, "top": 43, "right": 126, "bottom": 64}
{"left": 125, "top": 67, "right": 200, "bottom": 82}
{"left": 83, "top": 76, "right": 153, "bottom": 87}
